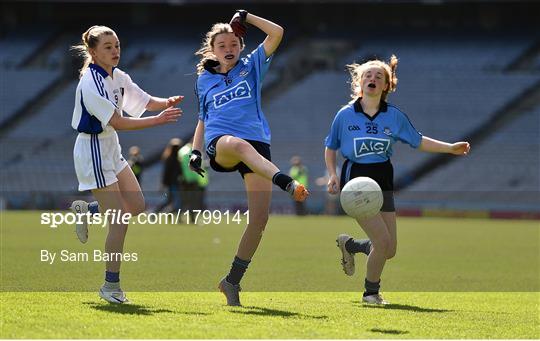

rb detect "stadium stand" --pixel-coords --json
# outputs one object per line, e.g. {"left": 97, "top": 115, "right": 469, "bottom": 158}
{"left": 338, "top": 32, "right": 538, "bottom": 185}
{"left": 0, "top": 70, "right": 62, "bottom": 125}
{"left": 0, "top": 27, "right": 55, "bottom": 69}
{"left": 0, "top": 8, "right": 538, "bottom": 213}
{"left": 1, "top": 71, "right": 199, "bottom": 193}
{"left": 0, "top": 30, "right": 201, "bottom": 191}
{"left": 397, "top": 108, "right": 539, "bottom": 211}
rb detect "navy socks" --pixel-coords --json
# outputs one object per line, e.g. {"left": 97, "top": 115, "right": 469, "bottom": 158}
{"left": 105, "top": 271, "right": 119, "bottom": 283}
{"left": 345, "top": 238, "right": 372, "bottom": 255}
{"left": 363, "top": 278, "right": 380, "bottom": 296}
{"left": 226, "top": 256, "right": 251, "bottom": 285}
{"left": 272, "top": 172, "right": 294, "bottom": 192}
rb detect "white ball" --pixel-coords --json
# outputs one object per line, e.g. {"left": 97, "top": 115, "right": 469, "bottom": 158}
{"left": 340, "top": 177, "right": 383, "bottom": 220}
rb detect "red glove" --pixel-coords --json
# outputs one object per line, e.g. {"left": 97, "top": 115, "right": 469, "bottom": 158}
{"left": 230, "top": 10, "right": 248, "bottom": 38}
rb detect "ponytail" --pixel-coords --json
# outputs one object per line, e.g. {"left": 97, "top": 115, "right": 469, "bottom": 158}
{"left": 70, "top": 25, "right": 115, "bottom": 78}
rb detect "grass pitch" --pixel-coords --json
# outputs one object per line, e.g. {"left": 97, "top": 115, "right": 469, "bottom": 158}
{"left": 2, "top": 292, "right": 538, "bottom": 338}
{"left": 1, "top": 211, "right": 539, "bottom": 338}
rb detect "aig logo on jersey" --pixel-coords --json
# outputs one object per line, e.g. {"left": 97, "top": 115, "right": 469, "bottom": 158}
{"left": 354, "top": 137, "right": 391, "bottom": 158}
{"left": 213, "top": 80, "right": 252, "bottom": 109}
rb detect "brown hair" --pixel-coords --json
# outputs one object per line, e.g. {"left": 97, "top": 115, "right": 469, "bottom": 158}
{"left": 346, "top": 55, "right": 398, "bottom": 101}
{"left": 195, "top": 23, "right": 244, "bottom": 75}
{"left": 70, "top": 25, "right": 115, "bottom": 78}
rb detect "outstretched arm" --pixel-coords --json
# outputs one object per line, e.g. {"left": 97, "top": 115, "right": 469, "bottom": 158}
{"left": 146, "top": 95, "right": 184, "bottom": 112}
{"left": 419, "top": 136, "right": 470, "bottom": 155}
{"left": 109, "top": 107, "right": 181, "bottom": 131}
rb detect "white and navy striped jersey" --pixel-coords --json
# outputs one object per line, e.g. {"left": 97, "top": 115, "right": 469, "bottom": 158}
{"left": 71, "top": 63, "right": 150, "bottom": 135}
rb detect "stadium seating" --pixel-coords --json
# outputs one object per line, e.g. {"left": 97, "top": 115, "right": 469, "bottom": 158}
{"left": 0, "top": 27, "right": 538, "bottom": 212}
{"left": 0, "top": 27, "right": 54, "bottom": 69}
{"left": 338, "top": 32, "right": 538, "bottom": 192}
{"left": 0, "top": 70, "right": 62, "bottom": 125}
{"left": 0, "top": 32, "right": 201, "bottom": 193}
{"left": 397, "top": 108, "right": 539, "bottom": 211}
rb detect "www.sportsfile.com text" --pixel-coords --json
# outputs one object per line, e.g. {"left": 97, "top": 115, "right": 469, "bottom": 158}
{"left": 40, "top": 209, "right": 250, "bottom": 228}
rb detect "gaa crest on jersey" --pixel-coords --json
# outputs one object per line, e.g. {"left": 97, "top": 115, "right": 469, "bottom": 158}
{"left": 213, "top": 80, "right": 252, "bottom": 109}
{"left": 239, "top": 69, "right": 249, "bottom": 77}
{"left": 353, "top": 137, "right": 391, "bottom": 158}
{"left": 383, "top": 127, "right": 393, "bottom": 136}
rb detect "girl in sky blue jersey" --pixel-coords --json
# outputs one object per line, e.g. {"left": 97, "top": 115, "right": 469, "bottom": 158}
{"left": 325, "top": 55, "right": 470, "bottom": 305}
{"left": 189, "top": 10, "right": 309, "bottom": 306}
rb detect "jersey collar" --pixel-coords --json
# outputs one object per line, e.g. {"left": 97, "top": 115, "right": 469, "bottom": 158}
{"left": 89, "top": 63, "right": 113, "bottom": 78}
{"left": 203, "top": 59, "right": 240, "bottom": 76}
{"left": 203, "top": 59, "right": 220, "bottom": 73}
{"left": 353, "top": 97, "right": 388, "bottom": 121}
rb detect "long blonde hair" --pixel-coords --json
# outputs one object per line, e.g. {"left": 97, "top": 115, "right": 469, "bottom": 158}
{"left": 347, "top": 55, "right": 398, "bottom": 101}
{"left": 70, "top": 25, "right": 115, "bottom": 78}
{"left": 195, "top": 23, "right": 244, "bottom": 75}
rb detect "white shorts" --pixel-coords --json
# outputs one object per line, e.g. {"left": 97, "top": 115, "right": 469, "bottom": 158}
{"left": 73, "top": 131, "right": 129, "bottom": 191}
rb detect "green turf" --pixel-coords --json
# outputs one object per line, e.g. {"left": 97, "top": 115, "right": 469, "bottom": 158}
{"left": 1, "top": 212, "right": 538, "bottom": 291}
{"left": 1, "top": 211, "right": 539, "bottom": 338}
{"left": 1, "top": 292, "right": 538, "bottom": 338}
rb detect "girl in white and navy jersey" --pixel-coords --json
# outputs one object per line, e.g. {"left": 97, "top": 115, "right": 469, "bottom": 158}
{"left": 70, "top": 25, "right": 183, "bottom": 304}
{"left": 188, "top": 11, "right": 309, "bottom": 306}
{"left": 325, "top": 55, "right": 470, "bottom": 305}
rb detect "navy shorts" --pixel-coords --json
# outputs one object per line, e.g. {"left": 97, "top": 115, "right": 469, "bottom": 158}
{"left": 205, "top": 135, "right": 271, "bottom": 178}
{"left": 340, "top": 159, "right": 395, "bottom": 212}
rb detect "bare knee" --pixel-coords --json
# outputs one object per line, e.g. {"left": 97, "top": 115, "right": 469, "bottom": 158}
{"left": 228, "top": 139, "right": 251, "bottom": 155}
{"left": 386, "top": 246, "right": 397, "bottom": 260}
{"left": 371, "top": 237, "right": 391, "bottom": 257}
{"left": 385, "top": 238, "right": 397, "bottom": 259}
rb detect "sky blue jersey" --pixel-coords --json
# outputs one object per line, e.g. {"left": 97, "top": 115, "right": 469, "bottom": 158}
{"left": 325, "top": 99, "right": 423, "bottom": 164}
{"left": 197, "top": 43, "right": 273, "bottom": 149}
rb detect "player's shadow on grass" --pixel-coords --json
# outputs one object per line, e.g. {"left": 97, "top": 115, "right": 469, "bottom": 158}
{"left": 357, "top": 302, "right": 452, "bottom": 313}
{"left": 369, "top": 328, "right": 409, "bottom": 335}
{"left": 231, "top": 306, "right": 327, "bottom": 320}
{"left": 84, "top": 302, "right": 183, "bottom": 316}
